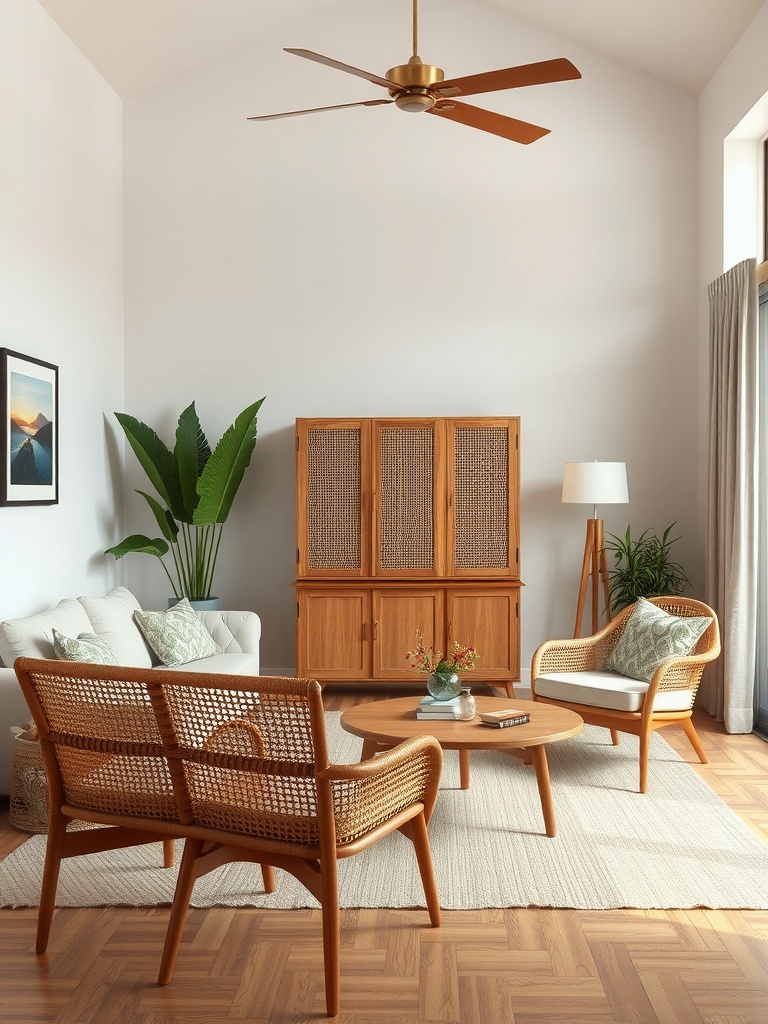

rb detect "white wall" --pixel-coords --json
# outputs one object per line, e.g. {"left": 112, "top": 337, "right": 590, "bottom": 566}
{"left": 0, "top": 0, "right": 124, "bottom": 622}
{"left": 123, "top": 0, "right": 700, "bottom": 676}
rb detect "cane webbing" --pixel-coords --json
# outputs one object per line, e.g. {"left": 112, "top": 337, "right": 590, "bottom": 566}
{"left": 21, "top": 665, "right": 442, "bottom": 850}
{"left": 307, "top": 428, "right": 361, "bottom": 570}
{"left": 379, "top": 427, "right": 434, "bottom": 570}
{"left": 454, "top": 427, "right": 509, "bottom": 569}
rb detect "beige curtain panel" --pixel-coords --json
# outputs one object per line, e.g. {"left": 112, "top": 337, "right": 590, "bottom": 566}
{"left": 704, "top": 257, "right": 758, "bottom": 733}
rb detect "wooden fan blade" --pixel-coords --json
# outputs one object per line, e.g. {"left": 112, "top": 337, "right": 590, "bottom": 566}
{"left": 428, "top": 101, "right": 550, "bottom": 144}
{"left": 437, "top": 58, "right": 581, "bottom": 98}
{"left": 284, "top": 48, "right": 399, "bottom": 90}
{"left": 248, "top": 99, "right": 392, "bottom": 121}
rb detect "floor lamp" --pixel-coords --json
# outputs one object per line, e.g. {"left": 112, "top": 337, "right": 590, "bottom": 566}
{"left": 562, "top": 461, "right": 629, "bottom": 638}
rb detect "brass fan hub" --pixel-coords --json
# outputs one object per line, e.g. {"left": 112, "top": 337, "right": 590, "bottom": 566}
{"left": 386, "top": 55, "right": 444, "bottom": 112}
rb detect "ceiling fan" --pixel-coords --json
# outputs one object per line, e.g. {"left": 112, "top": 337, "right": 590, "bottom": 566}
{"left": 248, "top": 0, "right": 581, "bottom": 144}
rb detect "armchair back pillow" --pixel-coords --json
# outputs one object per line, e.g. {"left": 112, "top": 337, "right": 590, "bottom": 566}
{"left": 604, "top": 597, "right": 712, "bottom": 683}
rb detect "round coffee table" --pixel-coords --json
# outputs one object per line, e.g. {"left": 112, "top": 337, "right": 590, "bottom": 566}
{"left": 340, "top": 696, "right": 583, "bottom": 838}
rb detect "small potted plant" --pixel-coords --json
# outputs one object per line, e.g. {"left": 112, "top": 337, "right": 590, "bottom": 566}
{"left": 105, "top": 398, "right": 264, "bottom": 607}
{"left": 604, "top": 522, "right": 690, "bottom": 615}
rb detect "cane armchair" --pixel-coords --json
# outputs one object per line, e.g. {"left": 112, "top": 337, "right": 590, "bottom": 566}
{"left": 531, "top": 597, "right": 720, "bottom": 793}
{"left": 14, "top": 658, "right": 443, "bottom": 1017}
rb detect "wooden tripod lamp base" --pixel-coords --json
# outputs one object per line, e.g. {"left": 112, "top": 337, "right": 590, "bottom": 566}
{"left": 573, "top": 518, "right": 611, "bottom": 639}
{"left": 561, "top": 461, "right": 629, "bottom": 640}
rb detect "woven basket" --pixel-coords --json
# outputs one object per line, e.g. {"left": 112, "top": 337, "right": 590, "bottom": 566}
{"left": 9, "top": 727, "right": 91, "bottom": 834}
{"left": 9, "top": 728, "right": 50, "bottom": 833}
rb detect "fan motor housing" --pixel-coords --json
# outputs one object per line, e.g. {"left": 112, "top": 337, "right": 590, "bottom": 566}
{"left": 386, "top": 60, "right": 444, "bottom": 87}
{"left": 386, "top": 59, "right": 444, "bottom": 113}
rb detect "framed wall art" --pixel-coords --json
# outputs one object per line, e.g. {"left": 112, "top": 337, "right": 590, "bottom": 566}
{"left": 0, "top": 349, "right": 59, "bottom": 506}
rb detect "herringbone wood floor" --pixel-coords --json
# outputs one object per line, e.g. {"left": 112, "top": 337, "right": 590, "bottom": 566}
{"left": 1, "top": 684, "right": 767, "bottom": 1024}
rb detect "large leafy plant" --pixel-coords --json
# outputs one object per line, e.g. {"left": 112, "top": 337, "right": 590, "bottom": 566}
{"left": 106, "top": 399, "right": 264, "bottom": 601}
{"left": 605, "top": 523, "right": 690, "bottom": 615}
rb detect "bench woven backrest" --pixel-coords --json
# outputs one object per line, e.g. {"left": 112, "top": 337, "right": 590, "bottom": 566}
{"left": 15, "top": 661, "right": 329, "bottom": 847}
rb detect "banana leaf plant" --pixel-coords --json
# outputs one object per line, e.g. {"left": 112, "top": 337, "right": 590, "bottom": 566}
{"left": 105, "top": 399, "right": 265, "bottom": 601}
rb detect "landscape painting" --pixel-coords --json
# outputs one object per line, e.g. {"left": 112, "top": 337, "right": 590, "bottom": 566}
{"left": 0, "top": 349, "right": 58, "bottom": 506}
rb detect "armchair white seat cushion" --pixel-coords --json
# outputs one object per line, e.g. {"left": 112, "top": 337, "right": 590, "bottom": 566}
{"left": 534, "top": 670, "right": 696, "bottom": 714}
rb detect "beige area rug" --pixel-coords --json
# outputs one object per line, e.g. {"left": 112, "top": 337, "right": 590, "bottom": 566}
{"left": 1, "top": 715, "right": 767, "bottom": 911}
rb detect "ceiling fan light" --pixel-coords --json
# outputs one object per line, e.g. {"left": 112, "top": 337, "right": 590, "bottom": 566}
{"left": 394, "top": 91, "right": 435, "bottom": 112}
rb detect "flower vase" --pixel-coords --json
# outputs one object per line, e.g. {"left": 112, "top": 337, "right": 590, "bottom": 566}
{"left": 426, "top": 670, "right": 461, "bottom": 701}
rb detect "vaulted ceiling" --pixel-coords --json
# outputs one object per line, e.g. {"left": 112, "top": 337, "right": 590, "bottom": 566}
{"left": 36, "top": 0, "right": 764, "bottom": 98}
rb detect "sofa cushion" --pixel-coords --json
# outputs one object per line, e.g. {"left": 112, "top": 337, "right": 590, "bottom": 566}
{"left": 604, "top": 597, "right": 712, "bottom": 683}
{"left": 153, "top": 652, "right": 259, "bottom": 675}
{"left": 534, "top": 670, "right": 694, "bottom": 713}
{"left": 135, "top": 599, "right": 222, "bottom": 668}
{"left": 78, "top": 587, "right": 153, "bottom": 668}
{"left": 0, "top": 598, "right": 92, "bottom": 665}
{"left": 52, "top": 629, "right": 118, "bottom": 665}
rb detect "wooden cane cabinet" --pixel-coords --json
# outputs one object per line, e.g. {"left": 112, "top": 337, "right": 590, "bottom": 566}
{"left": 294, "top": 417, "right": 521, "bottom": 688}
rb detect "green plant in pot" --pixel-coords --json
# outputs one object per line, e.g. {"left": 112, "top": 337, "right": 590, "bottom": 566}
{"left": 604, "top": 522, "right": 691, "bottom": 615}
{"left": 105, "top": 398, "right": 265, "bottom": 604}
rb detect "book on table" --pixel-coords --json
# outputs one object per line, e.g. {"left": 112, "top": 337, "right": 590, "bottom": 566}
{"left": 479, "top": 708, "right": 531, "bottom": 728}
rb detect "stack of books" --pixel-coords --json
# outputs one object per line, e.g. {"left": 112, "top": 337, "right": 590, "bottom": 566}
{"left": 479, "top": 708, "right": 531, "bottom": 728}
{"left": 416, "top": 695, "right": 461, "bottom": 720}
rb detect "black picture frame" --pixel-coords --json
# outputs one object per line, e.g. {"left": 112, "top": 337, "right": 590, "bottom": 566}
{"left": 0, "top": 349, "right": 59, "bottom": 506}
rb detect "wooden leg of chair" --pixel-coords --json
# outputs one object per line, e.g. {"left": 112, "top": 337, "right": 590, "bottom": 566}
{"left": 504, "top": 681, "right": 516, "bottom": 699}
{"left": 36, "top": 812, "right": 67, "bottom": 953}
{"left": 680, "top": 717, "right": 708, "bottom": 764}
{"left": 409, "top": 810, "right": 441, "bottom": 927}
{"left": 158, "top": 837, "right": 203, "bottom": 985}
{"left": 610, "top": 729, "right": 620, "bottom": 746}
{"left": 639, "top": 729, "right": 650, "bottom": 794}
{"left": 163, "top": 839, "right": 175, "bottom": 868}
{"left": 320, "top": 851, "right": 341, "bottom": 1018}
{"left": 261, "top": 864, "right": 275, "bottom": 893}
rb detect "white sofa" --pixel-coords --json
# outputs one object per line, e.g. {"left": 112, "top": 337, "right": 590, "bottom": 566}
{"left": 0, "top": 586, "right": 261, "bottom": 796}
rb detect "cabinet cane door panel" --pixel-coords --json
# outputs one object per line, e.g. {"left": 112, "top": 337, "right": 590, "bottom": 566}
{"left": 447, "top": 419, "right": 520, "bottom": 578}
{"left": 296, "top": 589, "right": 371, "bottom": 680}
{"left": 373, "top": 589, "right": 445, "bottom": 679}
{"left": 296, "top": 419, "right": 371, "bottom": 577}
{"left": 446, "top": 589, "right": 519, "bottom": 680}
{"left": 373, "top": 420, "right": 445, "bottom": 577}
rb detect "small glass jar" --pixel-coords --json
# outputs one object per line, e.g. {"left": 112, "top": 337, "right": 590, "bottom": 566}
{"left": 454, "top": 687, "right": 477, "bottom": 721}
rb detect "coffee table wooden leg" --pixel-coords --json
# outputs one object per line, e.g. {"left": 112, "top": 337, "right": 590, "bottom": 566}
{"left": 360, "top": 739, "right": 378, "bottom": 761}
{"left": 531, "top": 745, "right": 557, "bottom": 838}
{"left": 459, "top": 749, "right": 471, "bottom": 790}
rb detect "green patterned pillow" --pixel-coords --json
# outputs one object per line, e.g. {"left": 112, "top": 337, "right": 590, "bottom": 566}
{"left": 134, "top": 599, "right": 221, "bottom": 668}
{"left": 52, "top": 629, "right": 118, "bottom": 665}
{"left": 605, "top": 597, "right": 712, "bottom": 683}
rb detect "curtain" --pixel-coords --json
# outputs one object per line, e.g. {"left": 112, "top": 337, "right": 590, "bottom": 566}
{"left": 703, "top": 257, "right": 758, "bottom": 733}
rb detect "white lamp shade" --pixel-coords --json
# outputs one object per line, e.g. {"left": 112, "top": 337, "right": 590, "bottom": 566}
{"left": 561, "top": 462, "right": 629, "bottom": 505}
